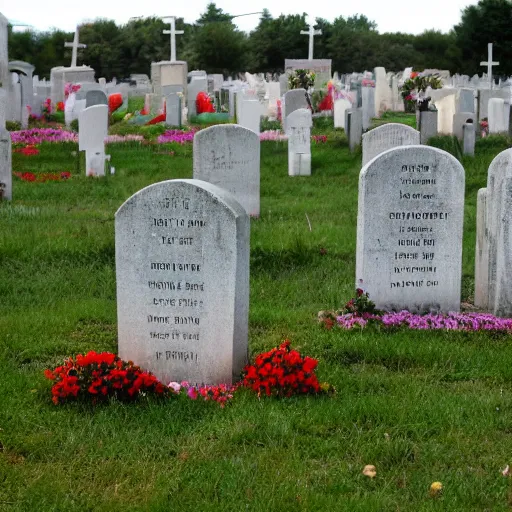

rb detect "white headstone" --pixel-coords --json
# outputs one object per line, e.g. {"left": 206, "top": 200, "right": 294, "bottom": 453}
{"left": 287, "top": 108, "right": 312, "bottom": 176}
{"left": 115, "top": 179, "right": 250, "bottom": 385}
{"left": 79, "top": 105, "right": 109, "bottom": 177}
{"left": 238, "top": 99, "right": 261, "bottom": 135}
{"left": 334, "top": 98, "right": 351, "bottom": 129}
{"left": 282, "top": 89, "right": 308, "bottom": 132}
{"left": 362, "top": 123, "right": 420, "bottom": 166}
{"left": 193, "top": 125, "right": 260, "bottom": 217}
{"left": 0, "top": 89, "right": 12, "bottom": 201}
{"left": 187, "top": 77, "right": 208, "bottom": 118}
{"left": 488, "top": 98, "right": 506, "bottom": 133}
{"left": 356, "top": 145, "right": 465, "bottom": 313}
{"left": 165, "top": 94, "right": 181, "bottom": 126}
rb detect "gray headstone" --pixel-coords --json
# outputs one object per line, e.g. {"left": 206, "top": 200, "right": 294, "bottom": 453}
{"left": 418, "top": 111, "right": 438, "bottom": 144}
{"left": 187, "top": 77, "right": 208, "bottom": 118}
{"left": 283, "top": 89, "right": 308, "bottom": 132}
{"left": 478, "top": 89, "right": 509, "bottom": 121}
{"left": 193, "top": 125, "right": 260, "bottom": 217}
{"left": 362, "top": 86, "right": 375, "bottom": 130}
{"left": 356, "top": 145, "right": 465, "bottom": 313}
{"left": 458, "top": 88, "right": 475, "bottom": 113}
{"left": 463, "top": 122, "right": 475, "bottom": 156}
{"left": 115, "top": 179, "right": 250, "bottom": 385}
{"left": 165, "top": 94, "right": 181, "bottom": 127}
{"left": 345, "top": 108, "right": 363, "bottom": 151}
{"left": 85, "top": 90, "right": 108, "bottom": 108}
{"left": 453, "top": 112, "right": 476, "bottom": 140}
{"left": 0, "top": 89, "right": 12, "bottom": 201}
{"left": 475, "top": 149, "right": 512, "bottom": 316}
{"left": 287, "top": 108, "right": 312, "bottom": 176}
{"left": 362, "top": 123, "right": 420, "bottom": 166}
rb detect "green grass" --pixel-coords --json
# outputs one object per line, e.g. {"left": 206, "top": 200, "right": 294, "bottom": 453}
{"left": 2, "top": 116, "right": 512, "bottom": 510}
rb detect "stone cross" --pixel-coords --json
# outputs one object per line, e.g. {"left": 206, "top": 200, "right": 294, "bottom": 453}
{"left": 480, "top": 43, "right": 499, "bottom": 90}
{"left": 300, "top": 22, "right": 322, "bottom": 60}
{"left": 163, "top": 16, "right": 184, "bottom": 62}
{"left": 64, "top": 26, "right": 87, "bottom": 68}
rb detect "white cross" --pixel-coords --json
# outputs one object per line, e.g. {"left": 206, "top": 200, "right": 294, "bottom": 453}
{"left": 163, "top": 17, "right": 184, "bottom": 62}
{"left": 480, "top": 43, "right": 499, "bottom": 90}
{"left": 64, "top": 26, "right": 87, "bottom": 68}
{"left": 300, "top": 22, "right": 322, "bottom": 60}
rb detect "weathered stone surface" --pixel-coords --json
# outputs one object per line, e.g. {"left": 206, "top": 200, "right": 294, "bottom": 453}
{"left": 79, "top": 105, "right": 109, "bottom": 176}
{"left": 362, "top": 86, "right": 375, "bottom": 130}
{"left": 474, "top": 188, "right": 488, "bottom": 308}
{"left": 362, "top": 123, "right": 420, "bottom": 166}
{"left": 463, "top": 123, "right": 476, "bottom": 156}
{"left": 0, "top": 88, "right": 12, "bottom": 200}
{"left": 193, "top": 125, "right": 260, "bottom": 216}
{"left": 287, "top": 108, "right": 312, "bottom": 176}
{"left": 345, "top": 108, "right": 363, "bottom": 152}
{"left": 282, "top": 89, "right": 308, "bottom": 132}
{"left": 356, "top": 145, "right": 465, "bottom": 313}
{"left": 418, "top": 111, "right": 438, "bottom": 144}
{"left": 238, "top": 99, "right": 261, "bottom": 135}
{"left": 115, "top": 179, "right": 250, "bottom": 385}
{"left": 334, "top": 98, "right": 351, "bottom": 129}
{"left": 85, "top": 89, "right": 108, "bottom": 108}
{"left": 453, "top": 112, "right": 476, "bottom": 140}
{"left": 187, "top": 77, "right": 207, "bottom": 118}
{"left": 165, "top": 93, "right": 181, "bottom": 126}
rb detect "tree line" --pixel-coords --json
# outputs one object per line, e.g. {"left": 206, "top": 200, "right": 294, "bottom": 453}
{"left": 7, "top": 0, "right": 512, "bottom": 80}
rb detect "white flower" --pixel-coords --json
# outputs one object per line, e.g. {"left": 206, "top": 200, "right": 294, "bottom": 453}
{"left": 168, "top": 381, "right": 181, "bottom": 393}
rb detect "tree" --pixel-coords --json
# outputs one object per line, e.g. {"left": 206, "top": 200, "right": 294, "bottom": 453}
{"left": 454, "top": 0, "right": 512, "bottom": 75}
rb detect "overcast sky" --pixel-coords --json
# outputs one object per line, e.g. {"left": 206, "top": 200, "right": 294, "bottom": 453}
{"left": 3, "top": 0, "right": 477, "bottom": 35}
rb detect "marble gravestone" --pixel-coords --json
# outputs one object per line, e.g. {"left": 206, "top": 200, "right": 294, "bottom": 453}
{"left": 282, "top": 89, "right": 308, "bottom": 132}
{"left": 193, "top": 125, "right": 260, "bottom": 217}
{"left": 345, "top": 108, "right": 363, "bottom": 152}
{"left": 165, "top": 94, "right": 181, "bottom": 126}
{"left": 85, "top": 90, "right": 108, "bottom": 108}
{"left": 356, "top": 145, "right": 465, "bottom": 313}
{"left": 474, "top": 149, "right": 512, "bottom": 316}
{"left": 79, "top": 105, "right": 109, "bottom": 177}
{"left": 362, "top": 123, "right": 420, "bottom": 166}
{"left": 238, "top": 98, "right": 261, "bottom": 135}
{"left": 0, "top": 89, "right": 12, "bottom": 200}
{"left": 334, "top": 98, "right": 351, "bottom": 129}
{"left": 187, "top": 77, "right": 208, "bottom": 118}
{"left": 287, "top": 108, "right": 312, "bottom": 176}
{"left": 115, "top": 179, "right": 250, "bottom": 385}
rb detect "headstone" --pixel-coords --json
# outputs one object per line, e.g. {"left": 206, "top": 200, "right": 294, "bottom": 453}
{"left": 0, "top": 89, "right": 12, "bottom": 201}
{"left": 373, "top": 67, "right": 392, "bottom": 116}
{"left": 287, "top": 108, "right": 312, "bottom": 176}
{"left": 361, "top": 86, "right": 375, "bottom": 130}
{"left": 151, "top": 61, "right": 188, "bottom": 101}
{"left": 284, "top": 59, "right": 331, "bottom": 91}
{"left": 356, "top": 145, "right": 465, "bottom": 313}
{"left": 0, "top": 14, "right": 8, "bottom": 88}
{"left": 488, "top": 98, "right": 506, "bottom": 133}
{"left": 474, "top": 149, "right": 512, "bottom": 315}
{"left": 418, "top": 111, "right": 438, "bottom": 144}
{"left": 115, "top": 179, "right": 250, "bottom": 385}
{"left": 282, "top": 89, "right": 308, "bottom": 132}
{"left": 458, "top": 88, "right": 475, "bottom": 113}
{"left": 79, "top": 105, "right": 109, "bottom": 177}
{"left": 85, "top": 89, "right": 108, "bottom": 108}
{"left": 433, "top": 93, "right": 457, "bottom": 134}
{"left": 193, "top": 125, "right": 260, "bottom": 217}
{"left": 165, "top": 94, "right": 181, "bottom": 126}
{"left": 362, "top": 123, "right": 420, "bottom": 166}
{"left": 345, "top": 108, "right": 363, "bottom": 151}
{"left": 187, "top": 77, "right": 207, "bottom": 118}
{"left": 478, "top": 89, "right": 509, "bottom": 121}
{"left": 334, "top": 98, "right": 351, "bottom": 129}
{"left": 238, "top": 99, "right": 261, "bottom": 135}
{"left": 453, "top": 112, "right": 476, "bottom": 140}
{"left": 463, "top": 122, "right": 475, "bottom": 156}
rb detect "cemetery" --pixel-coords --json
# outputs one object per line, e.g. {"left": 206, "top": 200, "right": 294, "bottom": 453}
{"left": 4, "top": 3, "right": 512, "bottom": 509}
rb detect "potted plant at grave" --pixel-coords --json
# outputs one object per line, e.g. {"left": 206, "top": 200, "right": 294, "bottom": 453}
{"left": 400, "top": 72, "right": 442, "bottom": 112}
{"left": 288, "top": 69, "right": 316, "bottom": 110}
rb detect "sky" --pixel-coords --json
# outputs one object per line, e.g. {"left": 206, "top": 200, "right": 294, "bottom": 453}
{"left": 3, "top": 0, "right": 478, "bottom": 35}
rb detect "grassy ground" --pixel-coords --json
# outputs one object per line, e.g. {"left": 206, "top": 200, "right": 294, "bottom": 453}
{"left": 2, "top": 115, "right": 512, "bottom": 510}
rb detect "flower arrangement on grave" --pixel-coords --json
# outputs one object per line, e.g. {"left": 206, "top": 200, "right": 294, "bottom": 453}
{"left": 64, "top": 83, "right": 81, "bottom": 99}
{"left": 480, "top": 119, "right": 489, "bottom": 137}
{"left": 14, "top": 171, "right": 71, "bottom": 182}
{"left": 196, "top": 91, "right": 215, "bottom": 114}
{"left": 319, "top": 289, "right": 512, "bottom": 332}
{"left": 400, "top": 72, "right": 442, "bottom": 112}
{"left": 242, "top": 340, "right": 334, "bottom": 398}
{"left": 45, "top": 342, "right": 333, "bottom": 406}
{"left": 288, "top": 69, "right": 316, "bottom": 110}
{"left": 108, "top": 93, "right": 123, "bottom": 114}
{"left": 41, "top": 98, "right": 52, "bottom": 122}
{"left": 56, "top": 101, "right": 64, "bottom": 112}
{"left": 45, "top": 351, "right": 171, "bottom": 405}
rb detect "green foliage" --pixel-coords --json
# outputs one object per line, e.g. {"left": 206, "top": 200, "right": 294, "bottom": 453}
{"left": 288, "top": 69, "right": 316, "bottom": 90}
{"left": 260, "top": 117, "right": 281, "bottom": 132}
{"left": 6, "top": 121, "right": 21, "bottom": 131}
{"left": 70, "top": 119, "right": 79, "bottom": 132}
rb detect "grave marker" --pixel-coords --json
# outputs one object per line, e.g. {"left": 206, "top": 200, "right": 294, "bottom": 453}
{"left": 193, "top": 125, "right": 260, "bottom": 216}
{"left": 79, "top": 105, "right": 109, "bottom": 176}
{"left": 356, "top": 145, "right": 465, "bottom": 313}
{"left": 0, "top": 89, "right": 12, "bottom": 200}
{"left": 115, "top": 179, "right": 250, "bottom": 385}
{"left": 287, "top": 108, "right": 312, "bottom": 176}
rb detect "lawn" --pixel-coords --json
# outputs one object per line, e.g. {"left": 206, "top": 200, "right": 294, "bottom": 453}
{"left": 1, "top": 114, "right": 512, "bottom": 511}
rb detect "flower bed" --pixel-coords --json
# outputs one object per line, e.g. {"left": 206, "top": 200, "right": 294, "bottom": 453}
{"left": 157, "top": 129, "right": 196, "bottom": 144}
{"left": 45, "top": 342, "right": 333, "bottom": 406}
{"left": 14, "top": 171, "right": 71, "bottom": 182}
{"left": 11, "top": 128, "right": 78, "bottom": 145}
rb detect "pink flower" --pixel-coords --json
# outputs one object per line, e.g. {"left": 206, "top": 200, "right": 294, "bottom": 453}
{"left": 187, "top": 387, "right": 198, "bottom": 400}
{"left": 168, "top": 382, "right": 181, "bottom": 393}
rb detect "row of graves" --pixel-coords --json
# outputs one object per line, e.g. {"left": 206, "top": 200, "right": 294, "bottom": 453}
{"left": 3, "top": 13, "right": 512, "bottom": 385}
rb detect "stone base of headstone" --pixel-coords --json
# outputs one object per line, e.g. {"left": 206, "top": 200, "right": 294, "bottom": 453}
{"left": 288, "top": 153, "right": 311, "bottom": 176}
{"left": 453, "top": 112, "right": 476, "bottom": 140}
{"left": 474, "top": 188, "right": 488, "bottom": 308}
{"left": 86, "top": 150, "right": 110, "bottom": 177}
{"left": 418, "top": 111, "right": 438, "bottom": 144}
